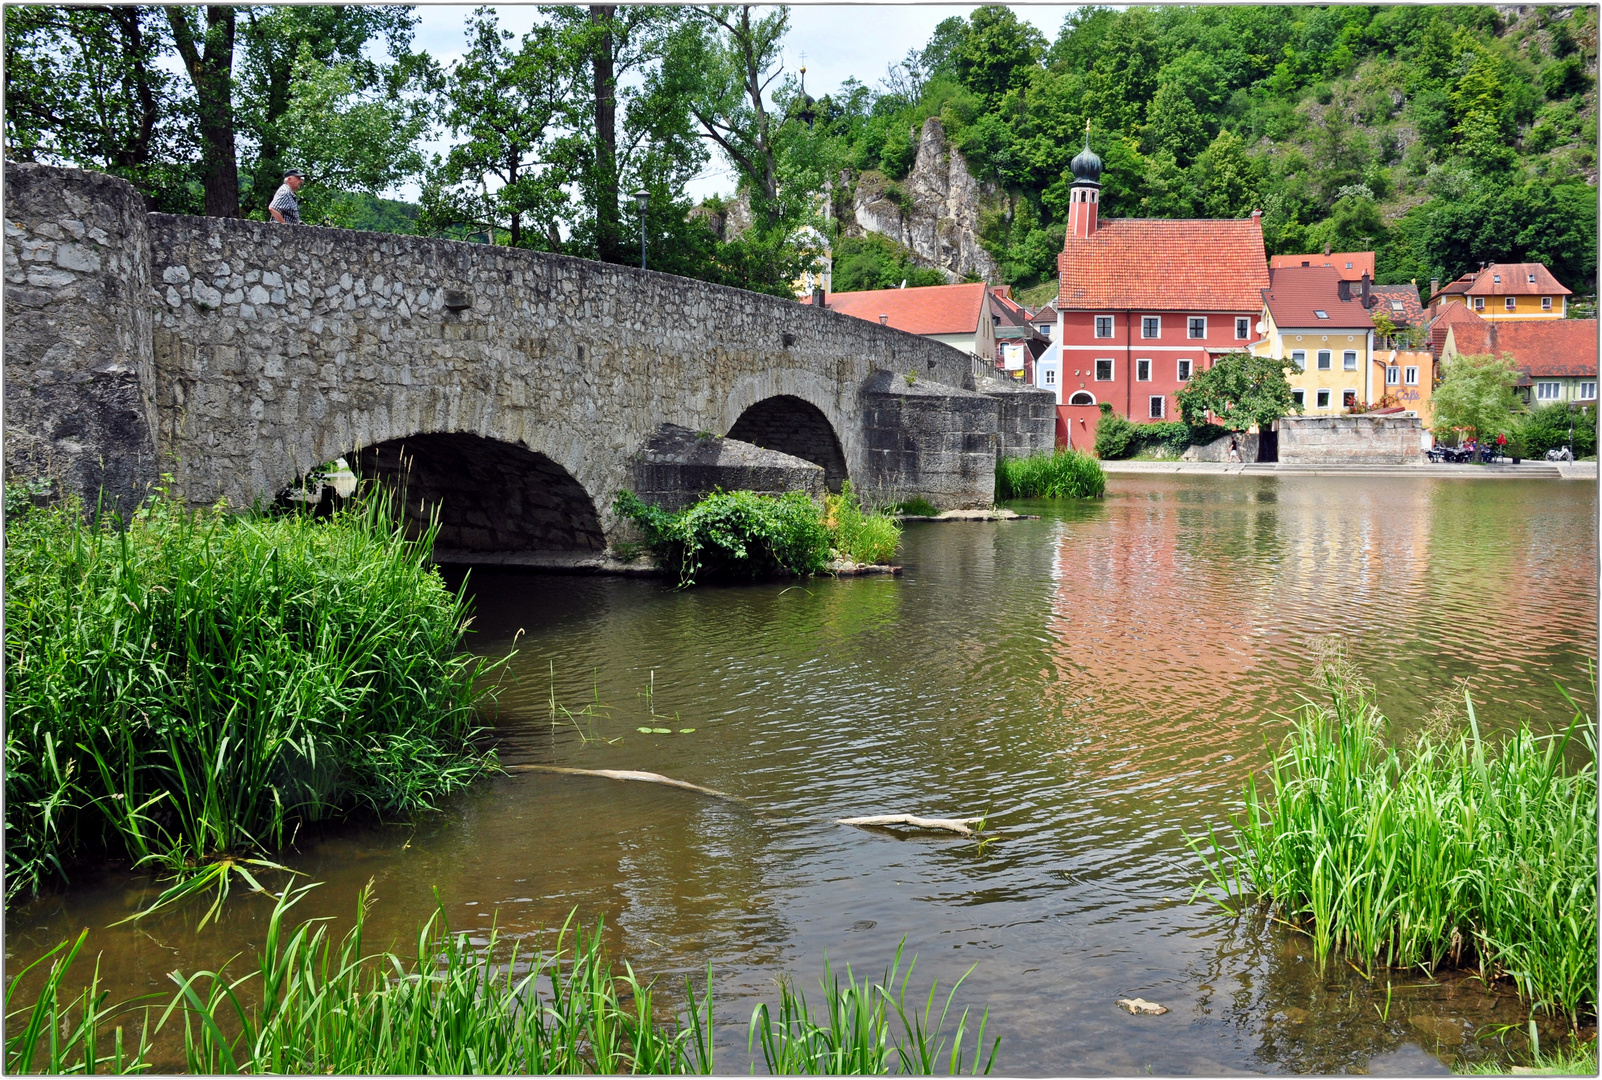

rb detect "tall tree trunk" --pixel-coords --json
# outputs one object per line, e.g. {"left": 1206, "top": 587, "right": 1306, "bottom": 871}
{"left": 591, "top": 5, "right": 622, "bottom": 263}
{"left": 168, "top": 6, "right": 239, "bottom": 218}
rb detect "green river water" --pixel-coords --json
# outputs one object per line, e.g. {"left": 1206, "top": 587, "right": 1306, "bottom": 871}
{"left": 9, "top": 474, "right": 1597, "bottom": 1074}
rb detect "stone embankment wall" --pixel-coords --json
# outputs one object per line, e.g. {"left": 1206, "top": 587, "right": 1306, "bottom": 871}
{"left": 3, "top": 164, "right": 158, "bottom": 516}
{"left": 980, "top": 379, "right": 1058, "bottom": 460}
{"left": 860, "top": 371, "right": 999, "bottom": 508}
{"left": 1278, "top": 415, "right": 1424, "bottom": 464}
{"left": 4, "top": 163, "right": 1053, "bottom": 546}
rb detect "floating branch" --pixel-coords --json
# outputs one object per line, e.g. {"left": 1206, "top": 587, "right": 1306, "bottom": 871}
{"left": 836, "top": 814, "right": 985, "bottom": 838}
{"left": 504, "top": 764, "right": 735, "bottom": 800}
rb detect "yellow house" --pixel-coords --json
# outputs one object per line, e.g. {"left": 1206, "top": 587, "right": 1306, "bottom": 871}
{"left": 1251, "top": 265, "right": 1376, "bottom": 413}
{"left": 1426, "top": 262, "right": 1572, "bottom": 322}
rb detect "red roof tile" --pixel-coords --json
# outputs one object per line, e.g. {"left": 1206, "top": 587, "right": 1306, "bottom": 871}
{"left": 1485, "top": 320, "right": 1598, "bottom": 378}
{"left": 1369, "top": 284, "right": 1425, "bottom": 328}
{"left": 820, "top": 282, "right": 987, "bottom": 336}
{"left": 1262, "top": 265, "right": 1375, "bottom": 329}
{"left": 1269, "top": 251, "right": 1375, "bottom": 281}
{"left": 1464, "top": 262, "right": 1572, "bottom": 297}
{"left": 1058, "top": 217, "right": 1269, "bottom": 312}
{"left": 1428, "top": 301, "right": 1487, "bottom": 358}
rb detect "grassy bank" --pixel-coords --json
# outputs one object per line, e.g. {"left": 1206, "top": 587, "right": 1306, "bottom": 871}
{"left": 1193, "top": 655, "right": 1597, "bottom": 1022}
{"left": 5, "top": 884, "right": 997, "bottom": 1075}
{"left": 616, "top": 484, "right": 901, "bottom": 587}
{"left": 3, "top": 487, "right": 498, "bottom": 906}
{"left": 995, "top": 449, "right": 1106, "bottom": 500}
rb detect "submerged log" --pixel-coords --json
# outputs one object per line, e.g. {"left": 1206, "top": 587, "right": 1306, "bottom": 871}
{"left": 836, "top": 814, "right": 984, "bottom": 837}
{"left": 504, "top": 764, "right": 735, "bottom": 800}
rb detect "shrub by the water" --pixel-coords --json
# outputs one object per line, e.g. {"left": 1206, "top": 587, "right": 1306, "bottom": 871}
{"left": 1092, "top": 408, "right": 1231, "bottom": 461}
{"left": 616, "top": 489, "right": 831, "bottom": 587}
{"left": 824, "top": 482, "right": 902, "bottom": 565}
{"left": 3, "top": 487, "right": 497, "bottom": 903}
{"left": 1516, "top": 402, "right": 1597, "bottom": 459}
{"left": 1192, "top": 653, "right": 1597, "bottom": 1022}
{"left": 995, "top": 449, "right": 1106, "bottom": 500}
{"left": 892, "top": 496, "right": 941, "bottom": 518}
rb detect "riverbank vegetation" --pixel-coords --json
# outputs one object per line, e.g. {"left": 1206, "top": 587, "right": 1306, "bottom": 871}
{"left": 615, "top": 486, "right": 902, "bottom": 587}
{"left": 3, "top": 486, "right": 498, "bottom": 907}
{"left": 1193, "top": 652, "right": 1597, "bottom": 1023}
{"left": 5, "top": 883, "right": 997, "bottom": 1075}
{"left": 995, "top": 448, "right": 1106, "bottom": 499}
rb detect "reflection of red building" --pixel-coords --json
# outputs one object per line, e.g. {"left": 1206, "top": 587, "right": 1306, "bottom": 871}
{"left": 1055, "top": 135, "right": 1269, "bottom": 428}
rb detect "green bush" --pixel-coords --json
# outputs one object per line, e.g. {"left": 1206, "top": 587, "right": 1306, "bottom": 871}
{"left": 3, "top": 487, "right": 497, "bottom": 902}
{"left": 891, "top": 496, "right": 941, "bottom": 517}
{"left": 615, "top": 489, "right": 831, "bottom": 587}
{"left": 1517, "top": 402, "right": 1597, "bottom": 458}
{"left": 1092, "top": 407, "right": 1228, "bottom": 461}
{"left": 824, "top": 482, "right": 902, "bottom": 564}
{"left": 995, "top": 448, "right": 1106, "bottom": 499}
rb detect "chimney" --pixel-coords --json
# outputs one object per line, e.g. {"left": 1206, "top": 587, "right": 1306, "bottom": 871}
{"left": 1360, "top": 271, "right": 1371, "bottom": 308}
{"left": 812, "top": 285, "right": 825, "bottom": 308}
{"left": 1338, "top": 279, "right": 1351, "bottom": 301}
{"left": 1429, "top": 277, "right": 1439, "bottom": 300}
{"left": 879, "top": 313, "right": 888, "bottom": 325}
{"left": 1323, "top": 241, "right": 1331, "bottom": 257}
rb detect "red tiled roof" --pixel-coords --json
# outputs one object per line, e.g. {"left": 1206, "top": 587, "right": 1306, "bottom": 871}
{"left": 1262, "top": 265, "right": 1375, "bottom": 329}
{"left": 1465, "top": 262, "right": 1572, "bottom": 297}
{"left": 1369, "top": 284, "right": 1424, "bottom": 328}
{"left": 1269, "top": 251, "right": 1375, "bottom": 281}
{"left": 1058, "top": 217, "right": 1269, "bottom": 311}
{"left": 1428, "top": 301, "right": 1487, "bottom": 358}
{"left": 1487, "top": 320, "right": 1598, "bottom": 378}
{"left": 819, "top": 282, "right": 987, "bottom": 336}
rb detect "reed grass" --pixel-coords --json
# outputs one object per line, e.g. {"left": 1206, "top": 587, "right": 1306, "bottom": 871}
{"left": 3, "top": 485, "right": 499, "bottom": 907}
{"left": 7, "top": 885, "right": 996, "bottom": 1075}
{"left": 825, "top": 482, "right": 903, "bottom": 565}
{"left": 616, "top": 489, "right": 832, "bottom": 587}
{"left": 1191, "top": 654, "right": 1597, "bottom": 1022}
{"left": 994, "top": 449, "right": 1106, "bottom": 500}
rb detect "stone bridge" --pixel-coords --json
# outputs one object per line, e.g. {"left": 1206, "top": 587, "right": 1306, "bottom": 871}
{"left": 4, "top": 163, "right": 1053, "bottom": 560}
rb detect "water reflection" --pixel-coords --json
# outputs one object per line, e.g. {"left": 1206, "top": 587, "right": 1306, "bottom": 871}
{"left": 9, "top": 475, "right": 1594, "bottom": 1074}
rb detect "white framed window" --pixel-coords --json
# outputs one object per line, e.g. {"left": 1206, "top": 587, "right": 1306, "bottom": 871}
{"left": 1343, "top": 389, "right": 1358, "bottom": 409}
{"left": 1474, "top": 297, "right": 1485, "bottom": 310}
{"left": 1188, "top": 316, "right": 1206, "bottom": 339}
{"left": 1136, "top": 358, "right": 1152, "bottom": 381}
{"left": 1386, "top": 365, "right": 1400, "bottom": 385}
{"left": 1149, "top": 395, "right": 1166, "bottom": 419}
{"left": 1536, "top": 381, "right": 1561, "bottom": 400}
{"left": 1290, "top": 349, "right": 1306, "bottom": 371}
{"left": 1177, "top": 358, "right": 1192, "bottom": 382}
{"left": 1528, "top": 274, "right": 1537, "bottom": 283}
{"left": 1580, "top": 382, "right": 1597, "bottom": 399}
{"left": 1505, "top": 297, "right": 1517, "bottom": 310}
{"left": 1038, "top": 323, "right": 1052, "bottom": 336}
{"left": 1094, "top": 316, "right": 1114, "bottom": 338}
{"left": 1314, "top": 310, "right": 1329, "bottom": 320}
{"left": 1068, "top": 391, "right": 1095, "bottom": 405}
{"left": 1094, "top": 358, "right": 1114, "bottom": 381}
{"left": 1142, "top": 316, "right": 1161, "bottom": 338}
{"left": 1542, "top": 297, "right": 1553, "bottom": 310}
{"left": 1492, "top": 274, "right": 1502, "bottom": 283}
{"left": 1404, "top": 366, "right": 1419, "bottom": 386}
{"left": 1343, "top": 350, "right": 1358, "bottom": 371}
{"left": 1291, "top": 388, "right": 1305, "bottom": 408}
{"left": 1044, "top": 368, "right": 1056, "bottom": 385}
{"left": 1317, "top": 350, "right": 1332, "bottom": 370}
{"left": 1235, "top": 316, "right": 1250, "bottom": 340}
{"left": 1316, "top": 388, "right": 1331, "bottom": 409}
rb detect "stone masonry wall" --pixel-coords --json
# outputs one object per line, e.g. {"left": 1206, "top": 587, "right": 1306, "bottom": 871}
{"left": 1278, "top": 415, "right": 1424, "bottom": 464}
{"left": 980, "top": 380, "right": 1058, "bottom": 460}
{"left": 859, "top": 370, "right": 998, "bottom": 508}
{"left": 3, "top": 162, "right": 158, "bottom": 515}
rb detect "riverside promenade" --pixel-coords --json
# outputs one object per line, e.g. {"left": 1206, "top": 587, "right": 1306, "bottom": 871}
{"left": 1099, "top": 460, "right": 1599, "bottom": 481}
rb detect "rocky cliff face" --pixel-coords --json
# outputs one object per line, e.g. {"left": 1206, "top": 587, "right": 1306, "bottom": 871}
{"left": 850, "top": 117, "right": 999, "bottom": 284}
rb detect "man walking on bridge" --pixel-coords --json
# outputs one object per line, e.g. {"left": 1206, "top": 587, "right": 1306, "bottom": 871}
{"left": 268, "top": 169, "right": 304, "bottom": 224}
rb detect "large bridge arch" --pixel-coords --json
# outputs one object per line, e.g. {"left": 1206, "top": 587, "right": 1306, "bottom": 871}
{"left": 720, "top": 370, "right": 857, "bottom": 493}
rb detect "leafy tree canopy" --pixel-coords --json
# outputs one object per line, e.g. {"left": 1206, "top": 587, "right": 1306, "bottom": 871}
{"left": 1175, "top": 352, "right": 1300, "bottom": 432}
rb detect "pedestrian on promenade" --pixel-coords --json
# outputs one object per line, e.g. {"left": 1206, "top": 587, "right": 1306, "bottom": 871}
{"left": 1228, "top": 436, "right": 1241, "bottom": 463}
{"left": 269, "top": 169, "right": 304, "bottom": 224}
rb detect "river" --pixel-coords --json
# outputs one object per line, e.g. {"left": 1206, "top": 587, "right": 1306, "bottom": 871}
{"left": 8, "top": 474, "right": 1596, "bottom": 1073}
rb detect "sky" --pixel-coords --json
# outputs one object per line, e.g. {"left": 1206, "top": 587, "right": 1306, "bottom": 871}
{"left": 402, "top": 4, "right": 1081, "bottom": 202}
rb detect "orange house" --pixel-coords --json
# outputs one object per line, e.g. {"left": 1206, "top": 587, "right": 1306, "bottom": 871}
{"left": 1426, "top": 263, "right": 1572, "bottom": 322}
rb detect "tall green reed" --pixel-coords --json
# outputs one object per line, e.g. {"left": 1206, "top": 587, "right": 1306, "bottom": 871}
{"left": 825, "top": 482, "right": 902, "bottom": 565}
{"left": 4, "top": 485, "right": 500, "bottom": 907}
{"left": 1190, "top": 655, "right": 1597, "bottom": 1022}
{"left": 994, "top": 449, "right": 1106, "bottom": 500}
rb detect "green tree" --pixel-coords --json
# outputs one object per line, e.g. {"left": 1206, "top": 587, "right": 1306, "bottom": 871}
{"left": 831, "top": 234, "right": 946, "bottom": 292}
{"left": 1144, "top": 82, "right": 1207, "bottom": 165}
{"left": 1192, "top": 129, "right": 1260, "bottom": 218}
{"left": 165, "top": 6, "right": 239, "bottom": 216}
{"left": 1432, "top": 353, "right": 1523, "bottom": 440}
{"left": 952, "top": 6, "right": 1044, "bottom": 103}
{"left": 1175, "top": 352, "right": 1298, "bottom": 431}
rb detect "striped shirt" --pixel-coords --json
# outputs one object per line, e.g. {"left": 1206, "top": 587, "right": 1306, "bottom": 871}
{"left": 269, "top": 183, "right": 300, "bottom": 224}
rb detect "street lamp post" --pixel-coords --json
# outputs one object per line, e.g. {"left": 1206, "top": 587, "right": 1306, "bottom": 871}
{"left": 633, "top": 190, "right": 650, "bottom": 270}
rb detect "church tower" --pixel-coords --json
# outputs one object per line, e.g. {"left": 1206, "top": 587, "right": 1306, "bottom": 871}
{"left": 1066, "top": 126, "right": 1102, "bottom": 240}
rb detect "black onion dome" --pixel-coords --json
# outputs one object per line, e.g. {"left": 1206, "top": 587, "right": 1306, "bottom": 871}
{"left": 1070, "top": 136, "right": 1102, "bottom": 184}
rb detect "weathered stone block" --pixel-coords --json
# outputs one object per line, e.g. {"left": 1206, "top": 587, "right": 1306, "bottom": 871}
{"left": 630, "top": 424, "right": 825, "bottom": 511}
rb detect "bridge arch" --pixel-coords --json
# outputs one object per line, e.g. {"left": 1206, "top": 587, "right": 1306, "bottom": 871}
{"left": 353, "top": 432, "right": 605, "bottom": 556}
{"left": 721, "top": 372, "right": 853, "bottom": 493}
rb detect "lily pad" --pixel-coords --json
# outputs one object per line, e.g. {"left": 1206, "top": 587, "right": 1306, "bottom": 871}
{"left": 679, "top": 728, "right": 696, "bottom": 734}
{"left": 651, "top": 727, "right": 671, "bottom": 734}
{"left": 636, "top": 727, "right": 653, "bottom": 734}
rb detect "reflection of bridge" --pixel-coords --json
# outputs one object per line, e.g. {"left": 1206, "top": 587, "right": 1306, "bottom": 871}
{"left": 5, "top": 163, "right": 1052, "bottom": 555}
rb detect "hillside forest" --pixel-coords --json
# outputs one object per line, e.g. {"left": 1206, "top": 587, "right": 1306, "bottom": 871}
{"left": 5, "top": 4, "right": 1597, "bottom": 302}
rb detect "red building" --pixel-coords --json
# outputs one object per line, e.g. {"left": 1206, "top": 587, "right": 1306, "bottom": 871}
{"left": 1054, "top": 135, "right": 1270, "bottom": 432}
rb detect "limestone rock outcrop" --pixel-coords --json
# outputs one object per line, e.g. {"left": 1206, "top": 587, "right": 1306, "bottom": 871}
{"left": 850, "top": 118, "right": 999, "bottom": 284}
